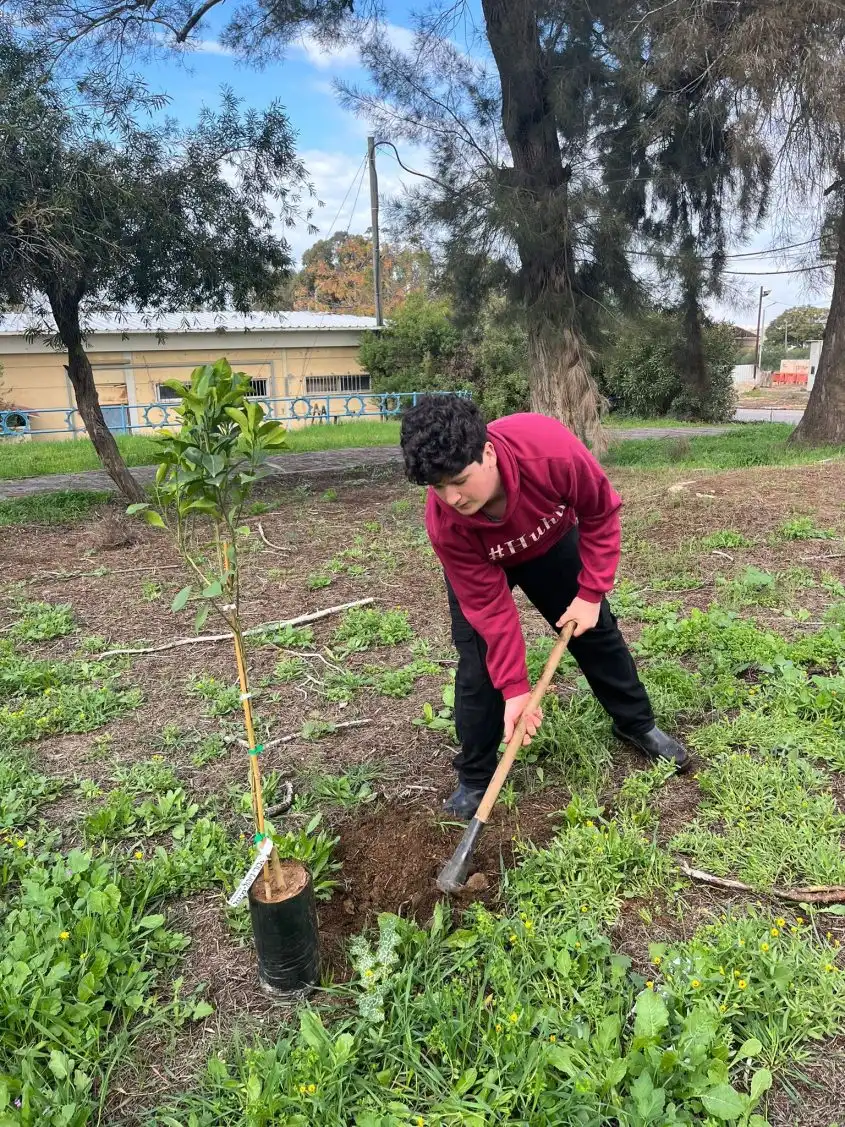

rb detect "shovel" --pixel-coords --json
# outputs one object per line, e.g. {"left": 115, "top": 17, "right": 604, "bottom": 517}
{"left": 436, "top": 619, "right": 577, "bottom": 894}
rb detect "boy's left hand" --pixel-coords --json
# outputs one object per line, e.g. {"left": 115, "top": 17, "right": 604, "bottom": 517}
{"left": 556, "top": 597, "right": 601, "bottom": 638}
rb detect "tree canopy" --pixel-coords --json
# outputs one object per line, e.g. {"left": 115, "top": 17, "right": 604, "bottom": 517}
{"left": 765, "top": 307, "right": 828, "bottom": 348}
{"left": 293, "top": 231, "right": 432, "bottom": 315}
{"left": 0, "top": 26, "right": 310, "bottom": 497}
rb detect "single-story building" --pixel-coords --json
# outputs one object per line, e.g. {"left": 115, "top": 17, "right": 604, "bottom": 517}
{"left": 0, "top": 310, "right": 379, "bottom": 439}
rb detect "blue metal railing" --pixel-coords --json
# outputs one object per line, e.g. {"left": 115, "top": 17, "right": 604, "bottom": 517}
{"left": 0, "top": 390, "right": 468, "bottom": 439}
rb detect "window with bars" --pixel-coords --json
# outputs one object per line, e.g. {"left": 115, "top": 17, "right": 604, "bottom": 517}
{"left": 157, "top": 377, "right": 269, "bottom": 401}
{"left": 304, "top": 374, "right": 371, "bottom": 395}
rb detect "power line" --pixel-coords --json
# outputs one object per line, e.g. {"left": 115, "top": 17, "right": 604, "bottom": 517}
{"left": 323, "top": 155, "right": 368, "bottom": 241}
{"left": 721, "top": 262, "right": 835, "bottom": 276}
{"left": 346, "top": 158, "right": 368, "bottom": 234}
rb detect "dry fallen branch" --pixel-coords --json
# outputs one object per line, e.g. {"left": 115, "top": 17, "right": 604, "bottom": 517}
{"left": 677, "top": 858, "right": 845, "bottom": 904}
{"left": 242, "top": 718, "right": 373, "bottom": 753}
{"left": 800, "top": 551, "right": 845, "bottom": 561}
{"left": 256, "top": 521, "right": 291, "bottom": 552}
{"left": 98, "top": 597, "right": 375, "bottom": 659}
{"left": 28, "top": 564, "right": 182, "bottom": 584}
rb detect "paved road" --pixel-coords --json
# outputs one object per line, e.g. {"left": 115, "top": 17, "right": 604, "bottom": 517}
{"left": 0, "top": 426, "right": 740, "bottom": 501}
{"left": 734, "top": 407, "right": 804, "bottom": 424}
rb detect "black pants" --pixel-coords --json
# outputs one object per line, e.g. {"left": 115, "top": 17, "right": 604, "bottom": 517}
{"left": 446, "top": 526, "right": 654, "bottom": 787}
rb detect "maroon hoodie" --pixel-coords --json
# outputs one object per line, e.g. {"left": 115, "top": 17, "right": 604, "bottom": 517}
{"left": 426, "top": 413, "right": 622, "bottom": 700}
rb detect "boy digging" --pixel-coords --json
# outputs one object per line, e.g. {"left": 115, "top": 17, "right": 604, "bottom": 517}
{"left": 401, "top": 396, "right": 690, "bottom": 820}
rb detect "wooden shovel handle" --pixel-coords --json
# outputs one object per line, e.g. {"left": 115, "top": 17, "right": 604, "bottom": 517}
{"left": 474, "top": 619, "right": 577, "bottom": 825}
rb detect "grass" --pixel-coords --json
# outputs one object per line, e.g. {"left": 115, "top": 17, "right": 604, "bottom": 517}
{"left": 4, "top": 466, "right": 845, "bottom": 1123}
{"left": 0, "top": 489, "right": 110, "bottom": 525}
{"left": 0, "top": 421, "right": 402, "bottom": 480}
{"left": 603, "top": 423, "right": 845, "bottom": 470}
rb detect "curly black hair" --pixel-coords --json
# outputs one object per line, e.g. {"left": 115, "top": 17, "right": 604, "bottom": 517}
{"left": 400, "top": 395, "right": 487, "bottom": 485}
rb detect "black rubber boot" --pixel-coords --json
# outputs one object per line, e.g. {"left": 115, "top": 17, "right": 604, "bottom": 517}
{"left": 442, "top": 782, "right": 488, "bottom": 820}
{"left": 612, "top": 724, "right": 691, "bottom": 773}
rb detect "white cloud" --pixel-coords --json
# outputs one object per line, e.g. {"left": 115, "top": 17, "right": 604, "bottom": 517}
{"left": 190, "top": 39, "right": 235, "bottom": 56}
{"left": 279, "top": 138, "right": 432, "bottom": 263}
{"left": 291, "top": 23, "right": 417, "bottom": 71}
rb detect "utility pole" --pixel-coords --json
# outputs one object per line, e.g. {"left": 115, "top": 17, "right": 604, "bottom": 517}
{"left": 783, "top": 321, "right": 788, "bottom": 353}
{"left": 367, "top": 136, "right": 383, "bottom": 327}
{"left": 752, "top": 285, "right": 770, "bottom": 385}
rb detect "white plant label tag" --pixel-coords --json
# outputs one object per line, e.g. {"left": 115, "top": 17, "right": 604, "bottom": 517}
{"left": 227, "top": 837, "right": 274, "bottom": 907}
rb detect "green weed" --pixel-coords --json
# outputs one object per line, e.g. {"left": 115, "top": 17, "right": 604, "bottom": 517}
{"left": 111, "top": 757, "right": 180, "bottom": 795}
{"left": 9, "top": 600, "right": 75, "bottom": 643}
{"left": 273, "top": 656, "right": 307, "bottom": 683}
{"left": 83, "top": 787, "right": 200, "bottom": 843}
{"left": 190, "top": 733, "right": 228, "bottom": 767}
{"left": 699, "top": 530, "right": 754, "bottom": 550}
{"left": 307, "top": 573, "right": 333, "bottom": 591}
{"left": 774, "top": 515, "right": 837, "bottom": 541}
{"left": 672, "top": 749, "right": 845, "bottom": 889}
{"left": 332, "top": 606, "right": 413, "bottom": 652}
{"left": 296, "top": 765, "right": 380, "bottom": 811}
{"left": 186, "top": 674, "right": 242, "bottom": 717}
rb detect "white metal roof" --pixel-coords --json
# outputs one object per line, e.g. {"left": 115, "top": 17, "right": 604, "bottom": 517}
{"left": 0, "top": 310, "right": 379, "bottom": 337}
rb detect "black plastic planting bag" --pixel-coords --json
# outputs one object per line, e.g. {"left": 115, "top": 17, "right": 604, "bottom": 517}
{"left": 248, "top": 862, "right": 320, "bottom": 995}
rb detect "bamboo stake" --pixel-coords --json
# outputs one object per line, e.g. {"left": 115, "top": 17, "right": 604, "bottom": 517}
{"left": 232, "top": 625, "right": 278, "bottom": 899}
{"left": 223, "top": 535, "right": 284, "bottom": 900}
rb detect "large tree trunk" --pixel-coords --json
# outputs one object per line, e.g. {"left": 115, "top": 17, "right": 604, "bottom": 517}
{"left": 481, "top": 0, "right": 605, "bottom": 450}
{"left": 47, "top": 287, "right": 145, "bottom": 502}
{"left": 678, "top": 280, "right": 711, "bottom": 418}
{"left": 791, "top": 196, "right": 845, "bottom": 446}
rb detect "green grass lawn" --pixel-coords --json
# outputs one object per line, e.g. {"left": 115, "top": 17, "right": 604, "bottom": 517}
{"left": 0, "top": 421, "right": 403, "bottom": 480}
{"left": 604, "top": 423, "right": 844, "bottom": 470}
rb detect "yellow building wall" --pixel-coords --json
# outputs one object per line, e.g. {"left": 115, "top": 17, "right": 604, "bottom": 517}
{"left": 1, "top": 341, "right": 370, "bottom": 440}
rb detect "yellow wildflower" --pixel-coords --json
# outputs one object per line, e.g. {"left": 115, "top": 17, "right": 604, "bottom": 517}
{"left": 691, "top": 979, "right": 701, "bottom": 989}
{"left": 761, "top": 943, "right": 770, "bottom": 953}
{"left": 524, "top": 920, "right": 533, "bottom": 931}
{"left": 652, "top": 956, "right": 662, "bottom": 966}
{"left": 416, "top": 1119, "right": 425, "bottom": 1127}
{"left": 738, "top": 979, "right": 747, "bottom": 990}
{"left": 796, "top": 916, "right": 805, "bottom": 925}
{"left": 580, "top": 905, "right": 588, "bottom": 914}
{"left": 719, "top": 1004, "right": 727, "bottom": 1013}
{"left": 776, "top": 917, "right": 786, "bottom": 927}
{"left": 645, "top": 981, "right": 654, "bottom": 990}
{"left": 738, "top": 938, "right": 745, "bottom": 947}
{"left": 825, "top": 964, "right": 835, "bottom": 973}
{"left": 59, "top": 931, "right": 70, "bottom": 941}
{"left": 586, "top": 820, "right": 595, "bottom": 827}
{"left": 509, "top": 933, "right": 518, "bottom": 944}
{"left": 718, "top": 966, "right": 725, "bottom": 975}
{"left": 307, "top": 1084, "right": 316, "bottom": 1094}
{"left": 15, "top": 839, "right": 25, "bottom": 849}
{"left": 770, "top": 928, "right": 780, "bottom": 937}
{"left": 298, "top": 1085, "right": 307, "bottom": 1095}
{"left": 549, "top": 1035, "right": 556, "bottom": 1043}
{"left": 134, "top": 850, "right": 144, "bottom": 860}
{"left": 509, "top": 1012, "right": 518, "bottom": 1024}
{"left": 495, "top": 1023, "right": 502, "bottom": 1033}
{"left": 364, "top": 969, "right": 374, "bottom": 978}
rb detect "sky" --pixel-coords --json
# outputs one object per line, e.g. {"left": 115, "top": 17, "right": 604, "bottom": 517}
{"left": 131, "top": 2, "right": 832, "bottom": 330}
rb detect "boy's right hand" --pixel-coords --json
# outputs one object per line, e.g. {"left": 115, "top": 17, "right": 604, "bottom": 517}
{"left": 503, "top": 692, "right": 543, "bottom": 746}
